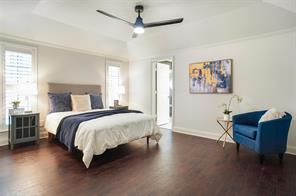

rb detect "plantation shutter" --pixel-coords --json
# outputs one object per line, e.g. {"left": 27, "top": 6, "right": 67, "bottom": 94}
{"left": 0, "top": 45, "right": 37, "bottom": 131}
{"left": 107, "top": 65, "right": 121, "bottom": 107}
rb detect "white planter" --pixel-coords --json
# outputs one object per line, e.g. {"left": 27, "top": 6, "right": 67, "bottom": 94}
{"left": 223, "top": 114, "right": 230, "bottom": 121}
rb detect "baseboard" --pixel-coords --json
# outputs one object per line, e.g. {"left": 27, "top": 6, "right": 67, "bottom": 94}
{"left": 287, "top": 146, "right": 296, "bottom": 155}
{"left": 173, "top": 126, "right": 296, "bottom": 155}
{"left": 2, "top": 126, "right": 296, "bottom": 155}
{"left": 173, "top": 126, "right": 234, "bottom": 143}
{"left": 0, "top": 132, "right": 8, "bottom": 146}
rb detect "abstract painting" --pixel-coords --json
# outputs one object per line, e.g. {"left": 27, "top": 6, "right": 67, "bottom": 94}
{"left": 189, "top": 59, "right": 232, "bottom": 93}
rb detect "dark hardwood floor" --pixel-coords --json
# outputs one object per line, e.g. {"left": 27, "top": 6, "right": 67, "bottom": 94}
{"left": 0, "top": 130, "right": 296, "bottom": 196}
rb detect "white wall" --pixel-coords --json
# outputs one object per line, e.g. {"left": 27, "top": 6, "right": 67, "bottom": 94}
{"left": 129, "top": 30, "right": 296, "bottom": 153}
{"left": 129, "top": 59, "right": 152, "bottom": 114}
{"left": 37, "top": 46, "right": 129, "bottom": 125}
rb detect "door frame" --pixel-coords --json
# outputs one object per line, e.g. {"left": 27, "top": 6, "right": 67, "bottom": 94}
{"left": 151, "top": 56, "right": 175, "bottom": 129}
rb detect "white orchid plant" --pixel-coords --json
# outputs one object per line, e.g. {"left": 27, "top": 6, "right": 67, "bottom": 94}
{"left": 220, "top": 94, "right": 243, "bottom": 115}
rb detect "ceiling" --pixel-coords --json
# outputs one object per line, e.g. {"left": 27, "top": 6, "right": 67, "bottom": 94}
{"left": 32, "top": 0, "right": 261, "bottom": 42}
{"left": 0, "top": 0, "right": 296, "bottom": 60}
{"left": 128, "top": 0, "right": 296, "bottom": 59}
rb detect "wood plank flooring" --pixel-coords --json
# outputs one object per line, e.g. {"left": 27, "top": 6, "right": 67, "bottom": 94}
{"left": 0, "top": 130, "right": 296, "bottom": 196}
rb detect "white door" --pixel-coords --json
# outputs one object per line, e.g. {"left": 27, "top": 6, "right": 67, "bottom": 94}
{"left": 156, "top": 63, "right": 170, "bottom": 125}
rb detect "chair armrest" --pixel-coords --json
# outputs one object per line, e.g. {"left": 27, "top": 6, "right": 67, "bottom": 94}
{"left": 232, "top": 110, "right": 266, "bottom": 126}
{"left": 255, "top": 117, "right": 292, "bottom": 153}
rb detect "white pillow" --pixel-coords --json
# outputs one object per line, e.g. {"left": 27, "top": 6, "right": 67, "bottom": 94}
{"left": 259, "top": 108, "right": 286, "bottom": 123}
{"left": 71, "top": 95, "right": 91, "bottom": 112}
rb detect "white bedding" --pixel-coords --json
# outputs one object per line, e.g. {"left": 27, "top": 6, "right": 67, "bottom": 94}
{"left": 45, "top": 109, "right": 161, "bottom": 168}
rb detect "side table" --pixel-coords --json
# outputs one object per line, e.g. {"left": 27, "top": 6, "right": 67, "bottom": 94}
{"left": 216, "top": 118, "right": 234, "bottom": 148}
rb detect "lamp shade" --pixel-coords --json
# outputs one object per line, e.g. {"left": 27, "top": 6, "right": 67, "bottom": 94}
{"left": 118, "top": 85, "right": 125, "bottom": 95}
{"left": 17, "top": 83, "right": 37, "bottom": 96}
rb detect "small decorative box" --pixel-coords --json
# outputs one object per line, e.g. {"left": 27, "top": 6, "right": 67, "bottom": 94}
{"left": 9, "top": 108, "right": 25, "bottom": 115}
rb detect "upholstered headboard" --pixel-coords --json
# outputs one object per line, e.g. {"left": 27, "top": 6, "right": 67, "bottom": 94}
{"left": 48, "top": 83, "right": 101, "bottom": 95}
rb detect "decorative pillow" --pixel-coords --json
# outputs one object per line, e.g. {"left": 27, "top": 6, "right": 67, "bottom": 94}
{"left": 48, "top": 92, "right": 72, "bottom": 113}
{"left": 86, "top": 93, "right": 104, "bottom": 109}
{"left": 71, "top": 94, "right": 91, "bottom": 112}
{"left": 259, "top": 108, "right": 286, "bottom": 123}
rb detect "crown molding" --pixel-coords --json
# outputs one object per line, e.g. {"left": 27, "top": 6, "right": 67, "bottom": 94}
{"left": 0, "top": 33, "right": 129, "bottom": 62}
{"left": 174, "top": 27, "right": 296, "bottom": 54}
{"left": 128, "top": 27, "right": 296, "bottom": 61}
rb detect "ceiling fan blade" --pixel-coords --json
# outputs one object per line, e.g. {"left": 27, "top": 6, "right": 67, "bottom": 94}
{"left": 96, "top": 9, "right": 133, "bottom": 26}
{"left": 144, "top": 18, "right": 183, "bottom": 28}
{"left": 132, "top": 33, "right": 138, "bottom": 38}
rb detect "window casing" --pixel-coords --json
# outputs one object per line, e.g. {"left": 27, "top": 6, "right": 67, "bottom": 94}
{"left": 0, "top": 42, "right": 37, "bottom": 132}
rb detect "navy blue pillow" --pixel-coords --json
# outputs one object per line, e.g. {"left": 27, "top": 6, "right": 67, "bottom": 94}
{"left": 89, "top": 93, "right": 104, "bottom": 109}
{"left": 48, "top": 92, "right": 72, "bottom": 113}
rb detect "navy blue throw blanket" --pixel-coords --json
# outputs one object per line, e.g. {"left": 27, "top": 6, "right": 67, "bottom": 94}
{"left": 56, "top": 109, "right": 142, "bottom": 151}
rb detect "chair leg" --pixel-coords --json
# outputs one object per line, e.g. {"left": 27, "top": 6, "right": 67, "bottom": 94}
{"left": 236, "top": 142, "right": 240, "bottom": 152}
{"left": 279, "top": 153, "right": 284, "bottom": 164}
{"left": 259, "top": 154, "right": 264, "bottom": 164}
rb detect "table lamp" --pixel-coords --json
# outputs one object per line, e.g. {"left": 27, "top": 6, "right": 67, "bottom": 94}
{"left": 118, "top": 85, "right": 125, "bottom": 105}
{"left": 17, "top": 83, "right": 37, "bottom": 112}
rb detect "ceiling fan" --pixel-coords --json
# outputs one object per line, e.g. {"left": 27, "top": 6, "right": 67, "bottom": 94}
{"left": 96, "top": 5, "right": 183, "bottom": 38}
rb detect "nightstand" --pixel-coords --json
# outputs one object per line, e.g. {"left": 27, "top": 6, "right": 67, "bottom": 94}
{"left": 8, "top": 113, "right": 40, "bottom": 150}
{"left": 109, "top": 105, "right": 129, "bottom": 110}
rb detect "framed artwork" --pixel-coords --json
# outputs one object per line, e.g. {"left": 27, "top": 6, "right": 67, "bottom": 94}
{"left": 189, "top": 59, "right": 232, "bottom": 94}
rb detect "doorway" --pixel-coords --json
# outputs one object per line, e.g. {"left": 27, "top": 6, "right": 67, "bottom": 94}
{"left": 152, "top": 58, "right": 174, "bottom": 130}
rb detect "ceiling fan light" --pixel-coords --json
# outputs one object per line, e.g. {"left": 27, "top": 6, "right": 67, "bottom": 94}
{"left": 134, "top": 16, "right": 145, "bottom": 34}
{"left": 134, "top": 26, "right": 145, "bottom": 34}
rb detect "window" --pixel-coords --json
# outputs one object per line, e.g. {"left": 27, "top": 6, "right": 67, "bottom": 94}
{"left": 106, "top": 62, "right": 121, "bottom": 107}
{"left": 0, "top": 43, "right": 37, "bottom": 131}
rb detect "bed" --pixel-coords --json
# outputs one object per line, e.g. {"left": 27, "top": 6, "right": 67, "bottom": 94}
{"left": 44, "top": 83, "right": 161, "bottom": 168}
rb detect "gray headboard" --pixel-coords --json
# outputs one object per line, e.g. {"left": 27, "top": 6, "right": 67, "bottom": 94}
{"left": 48, "top": 83, "right": 101, "bottom": 95}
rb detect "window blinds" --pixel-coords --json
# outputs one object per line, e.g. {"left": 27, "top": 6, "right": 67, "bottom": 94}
{"left": 107, "top": 65, "right": 121, "bottom": 107}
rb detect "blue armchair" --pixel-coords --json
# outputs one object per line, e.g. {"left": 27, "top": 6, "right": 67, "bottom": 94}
{"left": 232, "top": 110, "right": 292, "bottom": 163}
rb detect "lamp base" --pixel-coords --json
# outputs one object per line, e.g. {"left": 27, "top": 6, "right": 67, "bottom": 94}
{"left": 114, "top": 100, "right": 119, "bottom": 107}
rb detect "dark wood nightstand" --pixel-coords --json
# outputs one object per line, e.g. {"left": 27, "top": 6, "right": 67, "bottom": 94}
{"left": 8, "top": 113, "right": 40, "bottom": 150}
{"left": 109, "top": 105, "right": 129, "bottom": 110}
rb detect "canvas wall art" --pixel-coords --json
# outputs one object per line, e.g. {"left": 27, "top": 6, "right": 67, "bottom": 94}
{"left": 189, "top": 59, "right": 232, "bottom": 94}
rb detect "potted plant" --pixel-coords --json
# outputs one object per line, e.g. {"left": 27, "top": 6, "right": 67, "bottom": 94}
{"left": 220, "top": 95, "right": 242, "bottom": 121}
{"left": 11, "top": 100, "right": 21, "bottom": 109}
